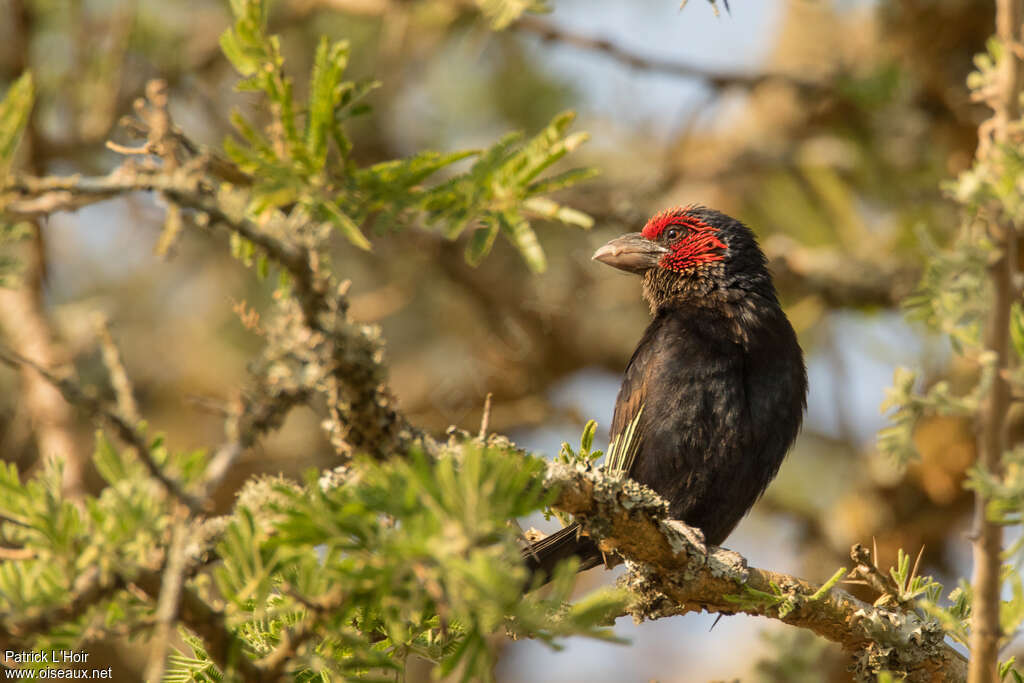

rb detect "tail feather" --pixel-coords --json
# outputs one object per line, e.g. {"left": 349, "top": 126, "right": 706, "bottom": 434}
{"left": 522, "top": 522, "right": 603, "bottom": 588}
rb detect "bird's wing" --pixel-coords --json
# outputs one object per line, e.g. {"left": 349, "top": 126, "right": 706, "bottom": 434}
{"left": 606, "top": 336, "right": 655, "bottom": 476}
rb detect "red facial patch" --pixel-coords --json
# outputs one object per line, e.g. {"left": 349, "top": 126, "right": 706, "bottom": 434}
{"left": 641, "top": 207, "right": 726, "bottom": 271}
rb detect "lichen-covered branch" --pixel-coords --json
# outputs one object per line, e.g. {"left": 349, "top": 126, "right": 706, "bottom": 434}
{"left": 543, "top": 462, "right": 967, "bottom": 683}
{"left": 2, "top": 161, "right": 418, "bottom": 461}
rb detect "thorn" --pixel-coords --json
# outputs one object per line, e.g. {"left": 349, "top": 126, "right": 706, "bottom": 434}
{"left": 479, "top": 392, "right": 493, "bottom": 440}
{"left": 511, "top": 519, "right": 541, "bottom": 561}
{"left": 709, "top": 613, "right": 725, "bottom": 631}
{"left": 872, "top": 537, "right": 879, "bottom": 569}
{"left": 911, "top": 544, "right": 925, "bottom": 581}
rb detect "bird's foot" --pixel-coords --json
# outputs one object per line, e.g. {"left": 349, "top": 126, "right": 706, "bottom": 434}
{"left": 661, "top": 519, "right": 708, "bottom": 560}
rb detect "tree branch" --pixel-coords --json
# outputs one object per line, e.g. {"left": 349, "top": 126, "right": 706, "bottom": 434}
{"left": 0, "top": 568, "right": 126, "bottom": 645}
{"left": 0, "top": 344, "right": 205, "bottom": 513}
{"left": 0, "top": 1, "right": 85, "bottom": 496}
{"left": 764, "top": 235, "right": 918, "bottom": 308}
{"left": 968, "top": 1, "right": 1022, "bottom": 680}
{"left": 543, "top": 462, "right": 967, "bottom": 683}
{"left": 2, "top": 161, "right": 417, "bottom": 460}
{"left": 510, "top": 15, "right": 825, "bottom": 92}
{"left": 132, "top": 568, "right": 265, "bottom": 682}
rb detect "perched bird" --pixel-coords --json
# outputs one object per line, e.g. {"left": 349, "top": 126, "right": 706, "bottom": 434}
{"left": 525, "top": 206, "right": 807, "bottom": 583}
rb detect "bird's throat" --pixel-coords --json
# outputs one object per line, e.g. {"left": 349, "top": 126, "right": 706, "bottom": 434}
{"left": 641, "top": 263, "right": 724, "bottom": 314}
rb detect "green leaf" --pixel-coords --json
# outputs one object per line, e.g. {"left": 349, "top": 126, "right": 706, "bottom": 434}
{"left": 580, "top": 420, "right": 597, "bottom": 454}
{"left": 0, "top": 72, "right": 34, "bottom": 175}
{"left": 525, "top": 167, "right": 600, "bottom": 197}
{"left": 523, "top": 197, "right": 593, "bottom": 228}
{"left": 321, "top": 201, "right": 371, "bottom": 250}
{"left": 465, "top": 222, "right": 499, "bottom": 266}
{"left": 306, "top": 37, "right": 350, "bottom": 171}
{"left": 219, "top": 28, "right": 260, "bottom": 76}
{"left": 498, "top": 211, "right": 546, "bottom": 273}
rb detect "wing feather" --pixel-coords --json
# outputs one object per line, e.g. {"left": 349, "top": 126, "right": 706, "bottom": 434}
{"left": 607, "top": 331, "right": 657, "bottom": 476}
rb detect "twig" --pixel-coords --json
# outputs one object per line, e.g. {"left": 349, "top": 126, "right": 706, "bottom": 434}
{"left": 511, "top": 15, "right": 824, "bottom": 92}
{"left": 4, "top": 158, "right": 414, "bottom": 457}
{"left": 849, "top": 543, "right": 901, "bottom": 604}
{"left": 193, "top": 387, "right": 310, "bottom": 504}
{"left": 478, "top": 392, "right": 493, "bottom": 439}
{"left": 94, "top": 315, "right": 140, "bottom": 423}
{"left": 132, "top": 569, "right": 263, "bottom": 682}
{"left": 143, "top": 520, "right": 190, "bottom": 682}
{"left": 0, "top": 344, "right": 205, "bottom": 514}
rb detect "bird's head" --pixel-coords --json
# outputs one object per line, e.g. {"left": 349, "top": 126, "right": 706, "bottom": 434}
{"left": 592, "top": 205, "right": 776, "bottom": 313}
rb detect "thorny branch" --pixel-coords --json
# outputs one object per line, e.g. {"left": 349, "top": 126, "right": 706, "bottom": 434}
{"left": 544, "top": 462, "right": 967, "bottom": 683}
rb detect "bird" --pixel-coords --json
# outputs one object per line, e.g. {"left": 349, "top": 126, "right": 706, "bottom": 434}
{"left": 524, "top": 205, "right": 807, "bottom": 584}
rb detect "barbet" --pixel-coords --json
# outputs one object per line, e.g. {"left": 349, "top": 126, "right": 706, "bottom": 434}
{"left": 525, "top": 206, "right": 807, "bottom": 582}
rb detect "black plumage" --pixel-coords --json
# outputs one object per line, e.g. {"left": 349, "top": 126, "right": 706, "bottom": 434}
{"left": 524, "top": 206, "right": 807, "bottom": 584}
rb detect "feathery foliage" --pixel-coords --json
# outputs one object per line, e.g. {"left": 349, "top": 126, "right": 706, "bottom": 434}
{"left": 0, "top": 434, "right": 627, "bottom": 681}
{"left": 219, "top": 0, "right": 594, "bottom": 276}
{"left": 878, "top": 32, "right": 1024, "bottom": 677}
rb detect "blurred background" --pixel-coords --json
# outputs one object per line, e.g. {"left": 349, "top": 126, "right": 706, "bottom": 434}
{"left": 0, "top": 0, "right": 996, "bottom": 680}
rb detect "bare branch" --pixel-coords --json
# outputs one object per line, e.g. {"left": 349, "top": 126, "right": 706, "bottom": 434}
{"left": 510, "top": 15, "right": 825, "bottom": 92}
{"left": 0, "top": 344, "right": 205, "bottom": 513}
{"left": 764, "top": 235, "right": 918, "bottom": 308}
{"left": 94, "top": 315, "right": 140, "bottom": 424}
{"left": 143, "top": 521, "right": 190, "bottom": 682}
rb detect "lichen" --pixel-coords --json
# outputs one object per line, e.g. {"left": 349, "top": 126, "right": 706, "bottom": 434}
{"left": 618, "top": 565, "right": 688, "bottom": 623}
{"left": 849, "top": 606, "right": 947, "bottom": 681}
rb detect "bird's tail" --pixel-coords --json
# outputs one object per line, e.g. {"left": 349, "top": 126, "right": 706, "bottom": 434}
{"left": 522, "top": 522, "right": 603, "bottom": 588}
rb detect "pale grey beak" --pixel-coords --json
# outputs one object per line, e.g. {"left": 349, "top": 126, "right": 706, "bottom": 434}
{"left": 592, "top": 232, "right": 668, "bottom": 274}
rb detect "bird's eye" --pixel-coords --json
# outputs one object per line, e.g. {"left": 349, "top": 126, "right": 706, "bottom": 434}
{"left": 665, "top": 227, "right": 681, "bottom": 241}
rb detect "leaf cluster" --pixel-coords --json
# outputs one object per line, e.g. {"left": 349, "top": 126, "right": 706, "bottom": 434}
{"left": 218, "top": 0, "right": 594, "bottom": 276}
{"left": 0, "top": 433, "right": 207, "bottom": 664}
{"left": 877, "top": 366, "right": 986, "bottom": 464}
{"left": 174, "top": 443, "right": 628, "bottom": 681}
{"left": 0, "top": 432, "right": 627, "bottom": 681}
